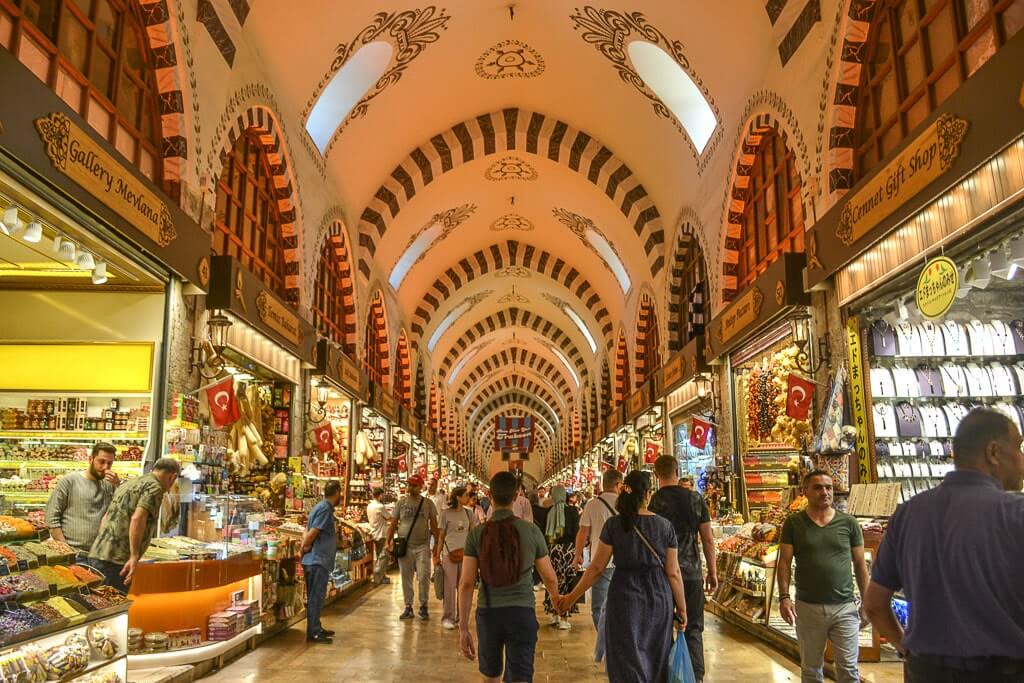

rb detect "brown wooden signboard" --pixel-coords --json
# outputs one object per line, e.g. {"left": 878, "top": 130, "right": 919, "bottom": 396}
{"left": 706, "top": 253, "right": 809, "bottom": 359}
{"left": 660, "top": 337, "right": 708, "bottom": 396}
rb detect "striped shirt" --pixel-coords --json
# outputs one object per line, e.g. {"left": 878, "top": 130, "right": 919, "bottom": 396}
{"left": 44, "top": 472, "right": 115, "bottom": 554}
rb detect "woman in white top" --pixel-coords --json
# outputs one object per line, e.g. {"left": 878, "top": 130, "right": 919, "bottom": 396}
{"left": 433, "top": 486, "right": 477, "bottom": 629}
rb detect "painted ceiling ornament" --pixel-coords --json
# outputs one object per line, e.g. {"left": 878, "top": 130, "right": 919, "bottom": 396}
{"left": 485, "top": 156, "right": 538, "bottom": 182}
{"left": 475, "top": 39, "right": 546, "bottom": 79}
{"left": 551, "top": 207, "right": 627, "bottom": 280}
{"left": 490, "top": 213, "right": 535, "bottom": 231}
{"left": 569, "top": 6, "right": 722, "bottom": 161}
{"left": 402, "top": 202, "right": 478, "bottom": 267}
{"left": 496, "top": 266, "right": 531, "bottom": 279}
{"left": 301, "top": 7, "right": 452, "bottom": 153}
{"left": 498, "top": 290, "right": 530, "bottom": 304}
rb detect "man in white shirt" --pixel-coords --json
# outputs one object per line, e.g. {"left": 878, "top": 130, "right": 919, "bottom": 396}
{"left": 573, "top": 469, "right": 623, "bottom": 628}
{"left": 428, "top": 478, "right": 448, "bottom": 514}
{"left": 486, "top": 481, "right": 533, "bottom": 522}
{"left": 366, "top": 487, "right": 391, "bottom": 585}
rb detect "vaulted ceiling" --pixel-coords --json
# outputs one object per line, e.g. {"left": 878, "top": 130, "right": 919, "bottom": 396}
{"left": 243, "top": 0, "right": 806, "bottom": 472}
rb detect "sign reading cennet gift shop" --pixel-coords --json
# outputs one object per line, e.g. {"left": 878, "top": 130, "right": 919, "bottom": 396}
{"left": 496, "top": 416, "right": 533, "bottom": 453}
{"left": 915, "top": 256, "right": 959, "bottom": 320}
{"left": 35, "top": 112, "right": 177, "bottom": 247}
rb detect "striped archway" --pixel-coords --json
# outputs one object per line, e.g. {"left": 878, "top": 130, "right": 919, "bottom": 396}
{"left": 312, "top": 216, "right": 357, "bottom": 355}
{"left": 455, "top": 348, "right": 576, "bottom": 405}
{"left": 358, "top": 108, "right": 666, "bottom": 280}
{"left": 635, "top": 292, "right": 661, "bottom": 386}
{"left": 667, "top": 213, "right": 709, "bottom": 353}
{"left": 614, "top": 331, "right": 630, "bottom": 404}
{"left": 212, "top": 105, "right": 303, "bottom": 304}
{"left": 414, "top": 356, "right": 428, "bottom": 421}
{"left": 472, "top": 394, "right": 560, "bottom": 436}
{"left": 467, "top": 377, "right": 566, "bottom": 424}
{"left": 720, "top": 113, "right": 810, "bottom": 305}
{"left": 437, "top": 308, "right": 591, "bottom": 381}
{"left": 601, "top": 356, "right": 612, "bottom": 419}
{"left": 411, "top": 240, "right": 612, "bottom": 352}
{"left": 363, "top": 291, "right": 390, "bottom": 387}
{"left": 395, "top": 330, "right": 412, "bottom": 407}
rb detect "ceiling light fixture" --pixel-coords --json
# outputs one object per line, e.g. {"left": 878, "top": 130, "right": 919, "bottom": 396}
{"left": 966, "top": 257, "right": 991, "bottom": 289}
{"left": 75, "top": 251, "right": 95, "bottom": 270}
{"left": 53, "top": 236, "right": 76, "bottom": 261}
{"left": 0, "top": 206, "right": 19, "bottom": 236}
{"left": 1010, "top": 238, "right": 1024, "bottom": 267}
{"left": 91, "top": 260, "right": 108, "bottom": 285}
{"left": 990, "top": 249, "right": 1011, "bottom": 278}
{"left": 22, "top": 220, "right": 43, "bottom": 243}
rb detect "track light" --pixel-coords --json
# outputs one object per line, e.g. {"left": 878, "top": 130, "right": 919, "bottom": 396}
{"left": 1, "top": 206, "right": 18, "bottom": 236}
{"left": 965, "top": 257, "right": 991, "bottom": 289}
{"left": 75, "top": 251, "right": 95, "bottom": 270}
{"left": 1011, "top": 238, "right": 1024, "bottom": 267}
{"left": 990, "top": 250, "right": 1011, "bottom": 278}
{"left": 22, "top": 220, "right": 42, "bottom": 243}
{"left": 955, "top": 265, "right": 972, "bottom": 299}
{"left": 91, "top": 260, "right": 107, "bottom": 285}
{"left": 53, "top": 236, "right": 76, "bottom": 261}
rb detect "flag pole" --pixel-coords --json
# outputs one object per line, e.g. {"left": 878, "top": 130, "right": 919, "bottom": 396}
{"left": 186, "top": 374, "right": 230, "bottom": 396}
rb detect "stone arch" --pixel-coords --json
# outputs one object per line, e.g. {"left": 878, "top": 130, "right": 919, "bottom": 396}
{"left": 310, "top": 213, "right": 358, "bottom": 355}
{"left": 601, "top": 355, "right": 612, "bottom": 419}
{"left": 395, "top": 330, "right": 412, "bottom": 407}
{"left": 455, "top": 349, "right": 575, "bottom": 405}
{"left": 413, "top": 354, "right": 428, "bottom": 421}
{"left": 437, "top": 308, "right": 590, "bottom": 381}
{"left": 473, "top": 397, "right": 557, "bottom": 439}
{"left": 358, "top": 108, "right": 666, "bottom": 280}
{"left": 213, "top": 105, "right": 303, "bottom": 304}
{"left": 468, "top": 378, "right": 566, "bottom": 424}
{"left": 411, "top": 240, "right": 612, "bottom": 352}
{"left": 614, "top": 330, "right": 630, "bottom": 404}
{"left": 666, "top": 212, "right": 710, "bottom": 352}
{"left": 719, "top": 111, "right": 811, "bottom": 306}
{"left": 363, "top": 290, "right": 391, "bottom": 387}
{"left": 635, "top": 292, "right": 661, "bottom": 386}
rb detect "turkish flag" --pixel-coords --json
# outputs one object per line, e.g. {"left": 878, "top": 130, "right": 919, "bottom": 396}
{"left": 312, "top": 423, "right": 333, "bottom": 453}
{"left": 644, "top": 441, "right": 661, "bottom": 464}
{"left": 786, "top": 374, "right": 815, "bottom": 420}
{"left": 586, "top": 470, "right": 595, "bottom": 482}
{"left": 397, "top": 456, "right": 408, "bottom": 472}
{"left": 417, "top": 465, "right": 428, "bottom": 479}
{"left": 206, "top": 377, "right": 241, "bottom": 427}
{"left": 616, "top": 456, "right": 627, "bottom": 473}
{"left": 690, "top": 418, "right": 711, "bottom": 449}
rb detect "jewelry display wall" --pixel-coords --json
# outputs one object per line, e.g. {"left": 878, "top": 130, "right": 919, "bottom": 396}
{"left": 868, "top": 319, "right": 1024, "bottom": 501}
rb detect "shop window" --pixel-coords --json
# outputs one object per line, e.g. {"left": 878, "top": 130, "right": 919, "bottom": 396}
{"left": 213, "top": 131, "right": 290, "bottom": 302}
{"left": 312, "top": 235, "right": 354, "bottom": 352}
{"left": 0, "top": 0, "right": 163, "bottom": 183}
{"left": 855, "top": 0, "right": 1024, "bottom": 178}
{"left": 736, "top": 128, "right": 805, "bottom": 290}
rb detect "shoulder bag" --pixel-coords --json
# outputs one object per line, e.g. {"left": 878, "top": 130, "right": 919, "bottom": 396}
{"left": 394, "top": 497, "right": 424, "bottom": 559}
{"left": 445, "top": 508, "right": 472, "bottom": 564}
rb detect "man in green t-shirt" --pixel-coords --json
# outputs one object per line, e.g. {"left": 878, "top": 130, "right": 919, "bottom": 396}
{"left": 777, "top": 471, "right": 869, "bottom": 683}
{"left": 458, "top": 472, "right": 561, "bottom": 683}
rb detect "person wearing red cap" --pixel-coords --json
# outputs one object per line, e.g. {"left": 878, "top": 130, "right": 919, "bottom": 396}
{"left": 387, "top": 474, "right": 439, "bottom": 620}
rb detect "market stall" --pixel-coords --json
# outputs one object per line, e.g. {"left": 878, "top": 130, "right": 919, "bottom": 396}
{"left": 356, "top": 382, "right": 394, "bottom": 501}
{"left": 625, "top": 378, "right": 664, "bottom": 474}
{"left": 706, "top": 254, "right": 815, "bottom": 521}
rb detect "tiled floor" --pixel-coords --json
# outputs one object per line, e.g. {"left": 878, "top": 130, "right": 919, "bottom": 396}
{"left": 200, "top": 581, "right": 903, "bottom": 682}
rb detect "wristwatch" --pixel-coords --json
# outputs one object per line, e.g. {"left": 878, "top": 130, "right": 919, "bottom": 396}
{"left": 780, "top": 595, "right": 792, "bottom": 602}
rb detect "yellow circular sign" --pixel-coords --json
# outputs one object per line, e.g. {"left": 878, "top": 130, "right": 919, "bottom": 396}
{"left": 915, "top": 256, "right": 959, "bottom": 319}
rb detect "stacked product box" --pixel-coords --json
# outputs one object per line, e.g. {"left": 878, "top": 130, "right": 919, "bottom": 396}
{"left": 206, "top": 612, "right": 243, "bottom": 641}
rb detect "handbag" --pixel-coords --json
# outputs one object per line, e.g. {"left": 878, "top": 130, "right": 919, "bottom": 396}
{"left": 394, "top": 497, "right": 425, "bottom": 559}
{"left": 446, "top": 508, "right": 471, "bottom": 563}
{"left": 432, "top": 564, "right": 445, "bottom": 600}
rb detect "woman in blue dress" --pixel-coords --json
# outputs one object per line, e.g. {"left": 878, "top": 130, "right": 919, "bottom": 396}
{"left": 560, "top": 470, "right": 688, "bottom": 682}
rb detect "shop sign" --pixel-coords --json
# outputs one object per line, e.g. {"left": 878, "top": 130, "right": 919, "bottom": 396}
{"left": 837, "top": 115, "right": 969, "bottom": 247}
{"left": 35, "top": 112, "right": 177, "bottom": 247}
{"left": 719, "top": 287, "right": 764, "bottom": 345}
{"left": 339, "top": 355, "right": 362, "bottom": 395}
{"left": 846, "top": 316, "right": 874, "bottom": 484}
{"left": 380, "top": 392, "right": 397, "bottom": 421}
{"left": 627, "top": 389, "right": 647, "bottom": 419}
{"left": 915, "top": 256, "right": 959, "bottom": 319}
{"left": 256, "top": 291, "right": 302, "bottom": 346}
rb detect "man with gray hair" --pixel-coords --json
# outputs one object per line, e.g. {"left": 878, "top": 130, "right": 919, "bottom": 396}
{"left": 573, "top": 468, "right": 623, "bottom": 628}
{"left": 865, "top": 408, "right": 1024, "bottom": 682}
{"left": 89, "top": 457, "right": 181, "bottom": 592}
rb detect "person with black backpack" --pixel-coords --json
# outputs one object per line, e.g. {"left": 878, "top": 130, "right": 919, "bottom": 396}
{"left": 458, "top": 471, "right": 562, "bottom": 683}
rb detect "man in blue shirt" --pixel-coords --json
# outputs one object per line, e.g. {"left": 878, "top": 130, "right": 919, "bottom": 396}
{"left": 300, "top": 480, "right": 341, "bottom": 643}
{"left": 865, "top": 408, "right": 1024, "bottom": 681}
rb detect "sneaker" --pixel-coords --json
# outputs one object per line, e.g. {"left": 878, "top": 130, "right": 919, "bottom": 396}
{"left": 441, "top": 619, "right": 456, "bottom": 630}
{"left": 549, "top": 614, "right": 561, "bottom": 626}
{"left": 558, "top": 618, "right": 572, "bottom": 631}
{"left": 418, "top": 606, "right": 430, "bottom": 620}
{"left": 400, "top": 607, "right": 415, "bottom": 620}
{"left": 306, "top": 633, "right": 333, "bottom": 643}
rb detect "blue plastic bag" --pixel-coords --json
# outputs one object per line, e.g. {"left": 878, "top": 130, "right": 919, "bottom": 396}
{"left": 669, "top": 635, "right": 697, "bottom": 683}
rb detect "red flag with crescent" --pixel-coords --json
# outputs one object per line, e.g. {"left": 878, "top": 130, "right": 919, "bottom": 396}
{"left": 616, "top": 456, "right": 627, "bottom": 473}
{"left": 417, "top": 465, "right": 428, "bottom": 480}
{"left": 206, "top": 377, "right": 241, "bottom": 427}
{"left": 689, "top": 417, "right": 711, "bottom": 449}
{"left": 312, "top": 423, "right": 333, "bottom": 453}
{"left": 786, "top": 373, "right": 815, "bottom": 420}
{"left": 644, "top": 441, "right": 661, "bottom": 464}
{"left": 397, "top": 455, "right": 408, "bottom": 473}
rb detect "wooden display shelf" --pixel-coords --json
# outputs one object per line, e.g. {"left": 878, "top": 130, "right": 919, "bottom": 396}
{"left": 731, "top": 582, "right": 766, "bottom": 598}
{"left": 0, "top": 430, "right": 148, "bottom": 440}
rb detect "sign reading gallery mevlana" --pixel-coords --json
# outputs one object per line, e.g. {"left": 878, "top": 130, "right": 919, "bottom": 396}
{"left": 837, "top": 114, "right": 969, "bottom": 246}
{"left": 35, "top": 112, "right": 177, "bottom": 247}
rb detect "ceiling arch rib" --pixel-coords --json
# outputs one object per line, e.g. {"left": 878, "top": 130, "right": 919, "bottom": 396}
{"left": 454, "top": 347, "right": 576, "bottom": 405}
{"left": 357, "top": 107, "right": 666, "bottom": 281}
{"left": 467, "top": 378, "right": 565, "bottom": 427}
{"left": 410, "top": 239, "right": 613, "bottom": 352}
{"left": 479, "top": 418, "right": 552, "bottom": 459}
{"left": 471, "top": 392, "right": 559, "bottom": 437}
{"left": 459, "top": 364, "right": 569, "bottom": 417}
{"left": 436, "top": 309, "right": 589, "bottom": 378}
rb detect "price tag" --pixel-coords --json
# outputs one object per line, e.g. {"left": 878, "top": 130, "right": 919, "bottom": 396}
{"left": 16, "top": 560, "right": 28, "bottom": 572}
{"left": 0, "top": 563, "right": 9, "bottom": 576}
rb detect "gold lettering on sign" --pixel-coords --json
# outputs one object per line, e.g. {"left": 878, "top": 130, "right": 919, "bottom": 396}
{"left": 628, "top": 391, "right": 644, "bottom": 414}
{"left": 255, "top": 291, "right": 301, "bottom": 346}
{"left": 837, "top": 114, "right": 969, "bottom": 246}
{"left": 846, "top": 316, "right": 874, "bottom": 484}
{"left": 720, "top": 287, "right": 764, "bottom": 344}
{"left": 35, "top": 112, "right": 177, "bottom": 246}
{"left": 339, "top": 356, "right": 361, "bottom": 392}
{"left": 662, "top": 355, "right": 685, "bottom": 388}
{"left": 381, "top": 392, "right": 396, "bottom": 419}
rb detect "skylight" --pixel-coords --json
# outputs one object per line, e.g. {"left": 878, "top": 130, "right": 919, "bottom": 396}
{"left": 549, "top": 346, "right": 580, "bottom": 389}
{"left": 447, "top": 349, "right": 480, "bottom": 387}
{"left": 305, "top": 42, "right": 393, "bottom": 154}
{"left": 586, "top": 230, "right": 631, "bottom": 293}
{"left": 389, "top": 222, "right": 442, "bottom": 290}
{"left": 628, "top": 41, "right": 717, "bottom": 153}
{"left": 564, "top": 307, "right": 598, "bottom": 354}
{"left": 427, "top": 299, "right": 472, "bottom": 352}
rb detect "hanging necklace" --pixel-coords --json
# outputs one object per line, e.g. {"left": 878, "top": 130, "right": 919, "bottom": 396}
{"left": 897, "top": 404, "right": 917, "bottom": 422}
{"left": 920, "top": 323, "right": 938, "bottom": 353}
{"left": 991, "top": 321, "right": 1011, "bottom": 353}
{"left": 944, "top": 321, "right": 965, "bottom": 354}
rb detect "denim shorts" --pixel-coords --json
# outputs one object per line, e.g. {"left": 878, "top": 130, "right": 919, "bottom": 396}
{"left": 476, "top": 606, "right": 539, "bottom": 682}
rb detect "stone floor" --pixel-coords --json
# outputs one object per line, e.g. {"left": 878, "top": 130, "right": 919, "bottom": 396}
{"left": 200, "top": 580, "right": 903, "bottom": 682}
